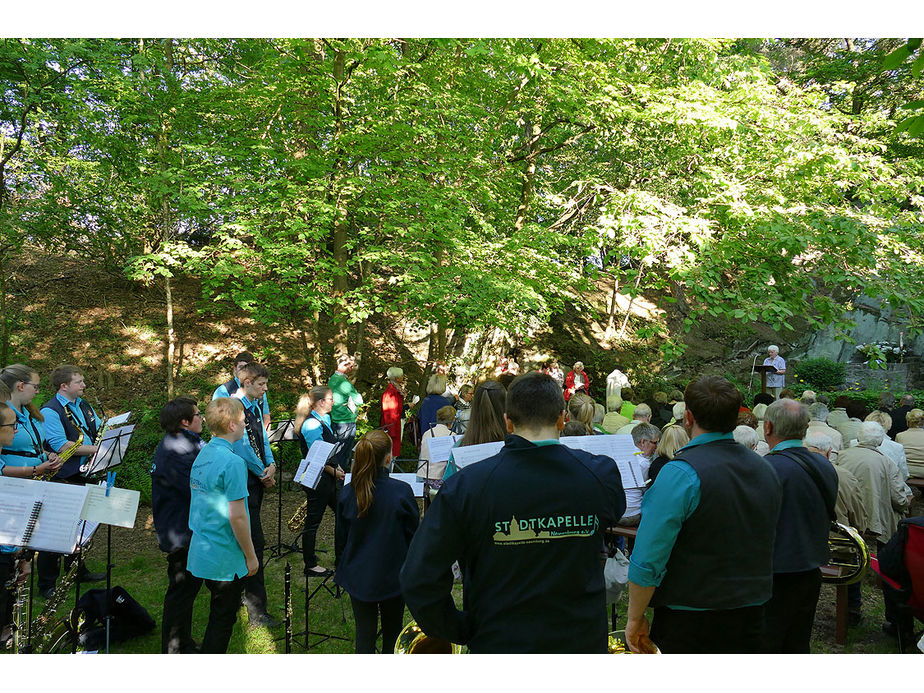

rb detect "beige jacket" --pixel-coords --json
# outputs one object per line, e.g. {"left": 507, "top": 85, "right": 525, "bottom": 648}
{"left": 835, "top": 443, "right": 910, "bottom": 540}
{"left": 896, "top": 427, "right": 924, "bottom": 478}
{"left": 807, "top": 420, "right": 844, "bottom": 459}
{"left": 834, "top": 465, "right": 869, "bottom": 532}
{"left": 602, "top": 412, "right": 631, "bottom": 434}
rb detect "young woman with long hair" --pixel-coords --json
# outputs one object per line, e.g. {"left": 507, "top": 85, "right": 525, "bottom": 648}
{"left": 567, "top": 393, "right": 596, "bottom": 435}
{"left": 441, "top": 380, "right": 508, "bottom": 481}
{"left": 0, "top": 364, "right": 61, "bottom": 479}
{"left": 335, "top": 429, "right": 419, "bottom": 653}
{"left": 295, "top": 385, "right": 345, "bottom": 577}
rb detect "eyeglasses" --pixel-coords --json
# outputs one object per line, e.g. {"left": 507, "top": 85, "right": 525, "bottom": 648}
{"left": 0, "top": 422, "right": 19, "bottom": 430}
{"left": 192, "top": 412, "right": 203, "bottom": 419}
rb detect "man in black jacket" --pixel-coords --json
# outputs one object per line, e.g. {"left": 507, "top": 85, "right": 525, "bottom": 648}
{"left": 400, "top": 372, "right": 626, "bottom": 653}
{"left": 150, "top": 396, "right": 205, "bottom": 654}
{"left": 762, "top": 397, "right": 838, "bottom": 653}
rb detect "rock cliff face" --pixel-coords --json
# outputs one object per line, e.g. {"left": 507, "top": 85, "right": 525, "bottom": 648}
{"left": 798, "top": 296, "right": 924, "bottom": 389}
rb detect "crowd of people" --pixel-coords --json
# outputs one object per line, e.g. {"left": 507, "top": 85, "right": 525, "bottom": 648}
{"left": 1, "top": 344, "right": 922, "bottom": 654}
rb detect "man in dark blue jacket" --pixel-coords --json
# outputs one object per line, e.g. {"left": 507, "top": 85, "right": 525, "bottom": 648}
{"left": 400, "top": 371, "right": 626, "bottom": 653}
{"left": 762, "top": 397, "right": 838, "bottom": 653}
{"left": 151, "top": 395, "right": 205, "bottom": 654}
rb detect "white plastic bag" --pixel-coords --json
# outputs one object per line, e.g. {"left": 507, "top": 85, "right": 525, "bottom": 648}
{"left": 604, "top": 549, "right": 630, "bottom": 604}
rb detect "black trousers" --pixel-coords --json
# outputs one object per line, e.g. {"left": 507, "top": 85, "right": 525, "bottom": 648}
{"left": 201, "top": 578, "right": 243, "bottom": 654}
{"left": 301, "top": 474, "right": 340, "bottom": 572}
{"left": 762, "top": 568, "right": 822, "bottom": 653}
{"left": 240, "top": 476, "right": 267, "bottom": 621}
{"left": 350, "top": 594, "right": 405, "bottom": 654}
{"left": 650, "top": 604, "right": 765, "bottom": 654}
{"left": 0, "top": 553, "right": 15, "bottom": 631}
{"left": 161, "top": 547, "right": 203, "bottom": 654}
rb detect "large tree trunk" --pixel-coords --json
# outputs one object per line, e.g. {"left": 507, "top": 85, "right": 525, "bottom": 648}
{"left": 0, "top": 250, "right": 8, "bottom": 367}
{"left": 513, "top": 121, "right": 542, "bottom": 232}
{"left": 330, "top": 49, "right": 351, "bottom": 357}
{"left": 164, "top": 275, "right": 175, "bottom": 398}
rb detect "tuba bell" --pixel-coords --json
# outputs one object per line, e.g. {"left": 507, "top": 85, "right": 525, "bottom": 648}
{"left": 822, "top": 521, "right": 869, "bottom": 585}
{"left": 394, "top": 620, "right": 464, "bottom": 654}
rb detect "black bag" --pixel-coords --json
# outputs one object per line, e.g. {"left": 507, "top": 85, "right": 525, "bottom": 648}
{"left": 76, "top": 586, "right": 156, "bottom": 649}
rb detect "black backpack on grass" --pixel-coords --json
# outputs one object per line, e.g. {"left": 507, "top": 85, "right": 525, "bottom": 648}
{"left": 76, "top": 586, "right": 156, "bottom": 650}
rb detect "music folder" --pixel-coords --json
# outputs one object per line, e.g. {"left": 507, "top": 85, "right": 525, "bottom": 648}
{"left": 293, "top": 441, "right": 337, "bottom": 490}
{"left": 83, "top": 424, "right": 135, "bottom": 476}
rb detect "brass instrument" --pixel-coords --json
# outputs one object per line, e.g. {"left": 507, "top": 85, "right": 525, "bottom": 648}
{"left": 4, "top": 553, "right": 31, "bottom": 653}
{"left": 822, "top": 521, "right": 869, "bottom": 585}
{"left": 30, "top": 536, "right": 95, "bottom": 653}
{"left": 287, "top": 501, "right": 308, "bottom": 533}
{"left": 394, "top": 620, "right": 464, "bottom": 654}
{"left": 37, "top": 440, "right": 81, "bottom": 481}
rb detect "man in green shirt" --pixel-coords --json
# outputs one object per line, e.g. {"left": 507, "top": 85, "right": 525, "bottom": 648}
{"left": 328, "top": 354, "right": 363, "bottom": 471}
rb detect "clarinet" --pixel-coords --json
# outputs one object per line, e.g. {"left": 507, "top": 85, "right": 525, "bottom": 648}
{"left": 244, "top": 408, "right": 267, "bottom": 469}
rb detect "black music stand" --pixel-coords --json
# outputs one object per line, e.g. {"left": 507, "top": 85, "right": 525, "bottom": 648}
{"left": 81, "top": 425, "right": 134, "bottom": 654}
{"left": 266, "top": 419, "right": 301, "bottom": 561}
{"left": 287, "top": 572, "right": 349, "bottom": 651}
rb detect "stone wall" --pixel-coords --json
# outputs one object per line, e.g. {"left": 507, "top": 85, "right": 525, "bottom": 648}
{"left": 843, "top": 362, "right": 921, "bottom": 392}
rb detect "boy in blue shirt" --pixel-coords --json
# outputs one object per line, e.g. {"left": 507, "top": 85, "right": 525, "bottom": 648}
{"left": 212, "top": 351, "right": 271, "bottom": 430}
{"left": 187, "top": 397, "right": 258, "bottom": 654}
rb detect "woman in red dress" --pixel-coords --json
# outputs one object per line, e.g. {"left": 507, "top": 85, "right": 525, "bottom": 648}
{"left": 380, "top": 366, "right": 406, "bottom": 457}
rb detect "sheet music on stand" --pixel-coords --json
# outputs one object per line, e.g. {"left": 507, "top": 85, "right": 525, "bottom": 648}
{"left": 450, "top": 441, "right": 504, "bottom": 469}
{"left": 560, "top": 434, "right": 648, "bottom": 489}
{"left": 0, "top": 477, "right": 90, "bottom": 553}
{"left": 344, "top": 472, "right": 425, "bottom": 498}
{"left": 104, "top": 411, "right": 132, "bottom": 428}
{"left": 293, "top": 441, "right": 336, "bottom": 490}
{"left": 268, "top": 419, "right": 298, "bottom": 443}
{"left": 82, "top": 424, "right": 135, "bottom": 477}
{"left": 427, "top": 434, "right": 461, "bottom": 465}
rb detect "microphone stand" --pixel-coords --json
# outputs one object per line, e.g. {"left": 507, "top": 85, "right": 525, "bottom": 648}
{"left": 747, "top": 354, "right": 759, "bottom": 403}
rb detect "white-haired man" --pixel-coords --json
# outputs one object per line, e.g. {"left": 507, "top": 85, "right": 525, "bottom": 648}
{"left": 615, "top": 403, "right": 652, "bottom": 435}
{"left": 835, "top": 422, "right": 910, "bottom": 542}
{"left": 804, "top": 431, "right": 867, "bottom": 532}
{"left": 806, "top": 403, "right": 843, "bottom": 460}
{"left": 763, "top": 345, "right": 786, "bottom": 399}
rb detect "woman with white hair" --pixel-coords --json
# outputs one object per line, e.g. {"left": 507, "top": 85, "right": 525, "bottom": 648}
{"left": 865, "top": 411, "right": 910, "bottom": 480}
{"left": 763, "top": 345, "right": 786, "bottom": 399}
{"left": 380, "top": 366, "right": 406, "bottom": 458}
{"left": 564, "top": 361, "right": 590, "bottom": 402}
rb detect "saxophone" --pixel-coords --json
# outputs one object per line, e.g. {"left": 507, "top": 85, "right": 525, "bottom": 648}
{"left": 4, "top": 553, "right": 31, "bottom": 653}
{"left": 287, "top": 501, "right": 308, "bottom": 533}
{"left": 37, "top": 439, "right": 82, "bottom": 481}
{"left": 30, "top": 536, "right": 95, "bottom": 653}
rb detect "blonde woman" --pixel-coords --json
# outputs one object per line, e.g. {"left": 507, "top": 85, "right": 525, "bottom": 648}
{"left": 896, "top": 409, "right": 924, "bottom": 478}
{"left": 648, "top": 424, "right": 690, "bottom": 484}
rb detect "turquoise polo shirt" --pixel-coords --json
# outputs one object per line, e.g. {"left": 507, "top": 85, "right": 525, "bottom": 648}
{"left": 212, "top": 378, "right": 269, "bottom": 415}
{"left": 0, "top": 401, "right": 47, "bottom": 470}
{"left": 300, "top": 411, "right": 332, "bottom": 451}
{"left": 770, "top": 439, "right": 803, "bottom": 453}
{"left": 41, "top": 393, "right": 101, "bottom": 452}
{"left": 229, "top": 395, "right": 274, "bottom": 476}
{"left": 187, "top": 437, "right": 250, "bottom": 582}
{"left": 627, "top": 431, "right": 731, "bottom": 611}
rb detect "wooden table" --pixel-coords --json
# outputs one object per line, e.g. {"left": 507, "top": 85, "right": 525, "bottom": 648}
{"left": 605, "top": 525, "right": 638, "bottom": 553}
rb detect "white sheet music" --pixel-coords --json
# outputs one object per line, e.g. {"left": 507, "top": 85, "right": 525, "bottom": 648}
{"left": 450, "top": 441, "right": 504, "bottom": 469}
{"left": 296, "top": 440, "right": 336, "bottom": 489}
{"left": 73, "top": 520, "right": 100, "bottom": 551}
{"left": 0, "top": 477, "right": 43, "bottom": 545}
{"left": 105, "top": 411, "right": 132, "bottom": 427}
{"left": 560, "top": 434, "right": 647, "bottom": 488}
{"left": 344, "top": 472, "right": 425, "bottom": 498}
{"left": 427, "top": 434, "right": 461, "bottom": 464}
{"left": 85, "top": 424, "right": 135, "bottom": 475}
{"left": 82, "top": 485, "right": 140, "bottom": 528}
{"left": 0, "top": 478, "right": 91, "bottom": 552}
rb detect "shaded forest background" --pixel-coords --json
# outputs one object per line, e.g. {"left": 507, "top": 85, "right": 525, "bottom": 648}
{"left": 2, "top": 37, "right": 923, "bottom": 498}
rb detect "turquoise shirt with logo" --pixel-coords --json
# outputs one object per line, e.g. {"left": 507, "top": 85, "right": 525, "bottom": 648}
{"left": 1, "top": 401, "right": 48, "bottom": 470}
{"left": 187, "top": 437, "right": 250, "bottom": 581}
